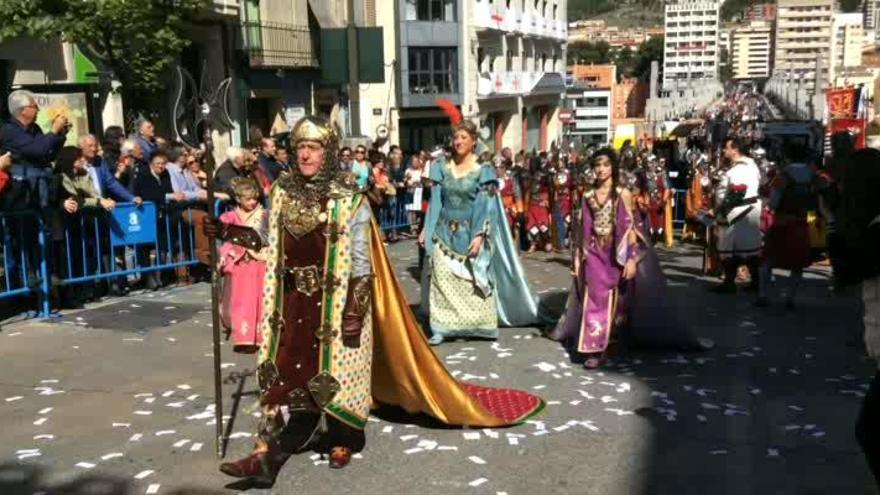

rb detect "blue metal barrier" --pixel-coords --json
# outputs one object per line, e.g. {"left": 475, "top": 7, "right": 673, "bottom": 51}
{"left": 0, "top": 210, "right": 50, "bottom": 317}
{"left": 56, "top": 201, "right": 201, "bottom": 287}
{"left": 377, "top": 196, "right": 414, "bottom": 233}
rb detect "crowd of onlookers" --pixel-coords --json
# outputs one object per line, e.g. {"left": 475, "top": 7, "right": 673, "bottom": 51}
{"left": 0, "top": 89, "right": 300, "bottom": 308}
{"left": 0, "top": 89, "right": 433, "bottom": 310}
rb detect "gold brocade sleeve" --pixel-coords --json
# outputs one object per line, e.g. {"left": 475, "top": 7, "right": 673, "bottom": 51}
{"left": 367, "top": 221, "right": 509, "bottom": 427}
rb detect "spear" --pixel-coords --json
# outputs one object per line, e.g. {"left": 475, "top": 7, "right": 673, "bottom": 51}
{"left": 172, "top": 65, "right": 234, "bottom": 458}
{"left": 201, "top": 118, "right": 225, "bottom": 459}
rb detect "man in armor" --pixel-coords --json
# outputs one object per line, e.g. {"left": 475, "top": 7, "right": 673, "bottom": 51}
{"left": 215, "top": 116, "right": 374, "bottom": 484}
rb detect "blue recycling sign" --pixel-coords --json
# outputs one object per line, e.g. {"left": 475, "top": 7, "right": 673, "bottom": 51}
{"left": 109, "top": 202, "right": 158, "bottom": 247}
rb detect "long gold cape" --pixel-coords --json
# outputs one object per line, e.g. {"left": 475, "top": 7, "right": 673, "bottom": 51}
{"left": 369, "top": 221, "right": 543, "bottom": 426}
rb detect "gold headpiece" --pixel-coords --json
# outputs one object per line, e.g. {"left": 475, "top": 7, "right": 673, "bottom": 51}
{"left": 291, "top": 116, "right": 338, "bottom": 149}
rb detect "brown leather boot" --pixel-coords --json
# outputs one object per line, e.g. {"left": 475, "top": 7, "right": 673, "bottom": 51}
{"left": 328, "top": 447, "right": 352, "bottom": 469}
{"left": 219, "top": 450, "right": 289, "bottom": 487}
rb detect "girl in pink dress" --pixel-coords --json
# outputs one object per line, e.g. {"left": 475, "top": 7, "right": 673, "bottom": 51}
{"left": 219, "top": 179, "right": 268, "bottom": 353}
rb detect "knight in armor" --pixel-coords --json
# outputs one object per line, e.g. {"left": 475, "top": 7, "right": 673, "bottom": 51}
{"left": 551, "top": 154, "right": 575, "bottom": 251}
{"left": 524, "top": 154, "right": 554, "bottom": 253}
{"left": 712, "top": 137, "right": 763, "bottom": 293}
{"left": 212, "top": 116, "right": 545, "bottom": 487}
{"left": 495, "top": 156, "right": 523, "bottom": 235}
{"left": 757, "top": 142, "right": 818, "bottom": 308}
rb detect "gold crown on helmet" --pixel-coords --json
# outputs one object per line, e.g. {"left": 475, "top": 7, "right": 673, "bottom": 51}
{"left": 291, "top": 115, "right": 338, "bottom": 148}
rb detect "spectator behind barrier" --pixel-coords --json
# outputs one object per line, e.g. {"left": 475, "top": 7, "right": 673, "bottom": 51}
{"left": 79, "top": 134, "right": 141, "bottom": 206}
{"left": 215, "top": 147, "right": 257, "bottom": 203}
{"left": 132, "top": 152, "right": 179, "bottom": 291}
{"left": 166, "top": 145, "right": 207, "bottom": 202}
{"left": 258, "top": 137, "right": 284, "bottom": 182}
{"left": 338, "top": 146, "right": 353, "bottom": 172}
{"left": 132, "top": 118, "right": 158, "bottom": 164}
{"left": 275, "top": 146, "right": 291, "bottom": 173}
{"left": 101, "top": 125, "right": 126, "bottom": 169}
{"left": 0, "top": 89, "right": 68, "bottom": 208}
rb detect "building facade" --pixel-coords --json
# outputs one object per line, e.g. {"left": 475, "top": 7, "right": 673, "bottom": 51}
{"left": 565, "top": 83, "right": 612, "bottom": 145}
{"left": 569, "top": 64, "right": 616, "bottom": 89}
{"left": 362, "top": 0, "right": 567, "bottom": 154}
{"left": 663, "top": 1, "right": 721, "bottom": 90}
{"left": 831, "top": 13, "right": 865, "bottom": 79}
{"left": 731, "top": 21, "right": 774, "bottom": 80}
{"left": 612, "top": 78, "right": 649, "bottom": 124}
{"left": 773, "top": 0, "right": 834, "bottom": 87}
{"left": 746, "top": 3, "right": 778, "bottom": 22}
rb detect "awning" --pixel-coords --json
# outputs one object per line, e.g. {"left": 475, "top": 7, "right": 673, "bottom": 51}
{"left": 668, "top": 119, "right": 704, "bottom": 138}
{"left": 308, "top": 0, "right": 345, "bottom": 28}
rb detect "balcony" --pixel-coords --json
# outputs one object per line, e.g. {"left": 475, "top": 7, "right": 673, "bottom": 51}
{"left": 472, "top": 2, "right": 566, "bottom": 41}
{"left": 240, "top": 21, "right": 318, "bottom": 69}
{"left": 477, "top": 71, "right": 565, "bottom": 98}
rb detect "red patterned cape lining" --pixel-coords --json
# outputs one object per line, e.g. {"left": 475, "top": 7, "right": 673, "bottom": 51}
{"left": 460, "top": 383, "right": 546, "bottom": 424}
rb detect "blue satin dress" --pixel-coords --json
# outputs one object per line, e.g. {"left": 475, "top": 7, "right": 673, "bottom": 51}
{"left": 420, "top": 159, "right": 551, "bottom": 343}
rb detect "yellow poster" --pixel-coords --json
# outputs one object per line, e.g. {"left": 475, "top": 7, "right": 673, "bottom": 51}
{"left": 32, "top": 92, "right": 89, "bottom": 147}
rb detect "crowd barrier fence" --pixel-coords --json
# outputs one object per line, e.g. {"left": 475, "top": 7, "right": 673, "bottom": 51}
{"left": 56, "top": 201, "right": 201, "bottom": 287}
{"left": 0, "top": 189, "right": 694, "bottom": 319}
{"left": 0, "top": 210, "right": 50, "bottom": 317}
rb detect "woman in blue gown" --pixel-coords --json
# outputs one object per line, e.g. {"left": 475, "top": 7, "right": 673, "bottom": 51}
{"left": 419, "top": 120, "right": 550, "bottom": 345}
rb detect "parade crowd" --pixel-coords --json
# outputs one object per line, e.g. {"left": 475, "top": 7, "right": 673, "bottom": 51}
{"left": 0, "top": 86, "right": 879, "bottom": 488}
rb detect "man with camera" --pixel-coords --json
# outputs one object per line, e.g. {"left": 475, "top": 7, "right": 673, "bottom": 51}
{"left": 0, "top": 89, "right": 69, "bottom": 209}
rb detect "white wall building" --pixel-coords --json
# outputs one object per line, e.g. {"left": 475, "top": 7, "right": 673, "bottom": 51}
{"left": 361, "top": 0, "right": 567, "bottom": 154}
{"left": 565, "top": 84, "right": 612, "bottom": 145}
{"left": 731, "top": 21, "right": 774, "bottom": 80}
{"left": 774, "top": 0, "right": 834, "bottom": 87}
{"left": 663, "top": 0, "right": 721, "bottom": 90}
{"left": 831, "top": 12, "right": 865, "bottom": 80}
{"left": 470, "top": 0, "right": 568, "bottom": 153}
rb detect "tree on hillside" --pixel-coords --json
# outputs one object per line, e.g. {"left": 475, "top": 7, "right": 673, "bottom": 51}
{"left": 615, "top": 48, "right": 636, "bottom": 79}
{"left": 568, "top": 41, "right": 613, "bottom": 65}
{"left": 633, "top": 36, "right": 664, "bottom": 82}
{"left": 0, "top": 0, "right": 207, "bottom": 93}
{"left": 568, "top": 0, "right": 616, "bottom": 19}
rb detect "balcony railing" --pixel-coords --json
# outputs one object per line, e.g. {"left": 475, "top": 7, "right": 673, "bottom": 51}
{"left": 241, "top": 21, "right": 318, "bottom": 69}
{"left": 477, "top": 71, "right": 565, "bottom": 97}
{"left": 472, "top": 2, "right": 567, "bottom": 41}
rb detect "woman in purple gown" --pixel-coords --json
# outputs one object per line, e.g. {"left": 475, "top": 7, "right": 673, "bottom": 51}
{"left": 549, "top": 150, "right": 638, "bottom": 369}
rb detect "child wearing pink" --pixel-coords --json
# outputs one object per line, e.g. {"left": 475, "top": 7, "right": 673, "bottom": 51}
{"left": 219, "top": 180, "right": 268, "bottom": 353}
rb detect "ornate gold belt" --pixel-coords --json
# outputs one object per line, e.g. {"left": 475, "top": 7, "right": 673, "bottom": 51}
{"left": 284, "top": 265, "right": 323, "bottom": 296}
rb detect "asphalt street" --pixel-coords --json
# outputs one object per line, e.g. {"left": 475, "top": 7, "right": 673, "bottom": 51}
{"left": 0, "top": 239, "right": 876, "bottom": 495}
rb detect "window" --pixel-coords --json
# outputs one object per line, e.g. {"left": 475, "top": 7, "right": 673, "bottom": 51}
{"left": 408, "top": 47, "right": 458, "bottom": 94}
{"left": 478, "top": 47, "right": 486, "bottom": 72}
{"left": 405, "top": 0, "right": 456, "bottom": 21}
{"left": 506, "top": 50, "right": 514, "bottom": 71}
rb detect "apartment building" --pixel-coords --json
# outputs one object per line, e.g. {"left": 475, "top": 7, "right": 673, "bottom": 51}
{"left": 360, "top": 0, "right": 567, "bottom": 154}
{"left": 773, "top": 0, "right": 834, "bottom": 86}
{"left": 565, "top": 82, "right": 612, "bottom": 145}
{"left": 731, "top": 21, "right": 774, "bottom": 79}
{"left": 663, "top": 1, "right": 721, "bottom": 90}
{"left": 470, "top": 0, "right": 568, "bottom": 153}
{"left": 569, "top": 64, "right": 616, "bottom": 88}
{"left": 864, "top": 0, "right": 880, "bottom": 35}
{"left": 831, "top": 13, "right": 865, "bottom": 79}
{"left": 746, "top": 3, "right": 777, "bottom": 22}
